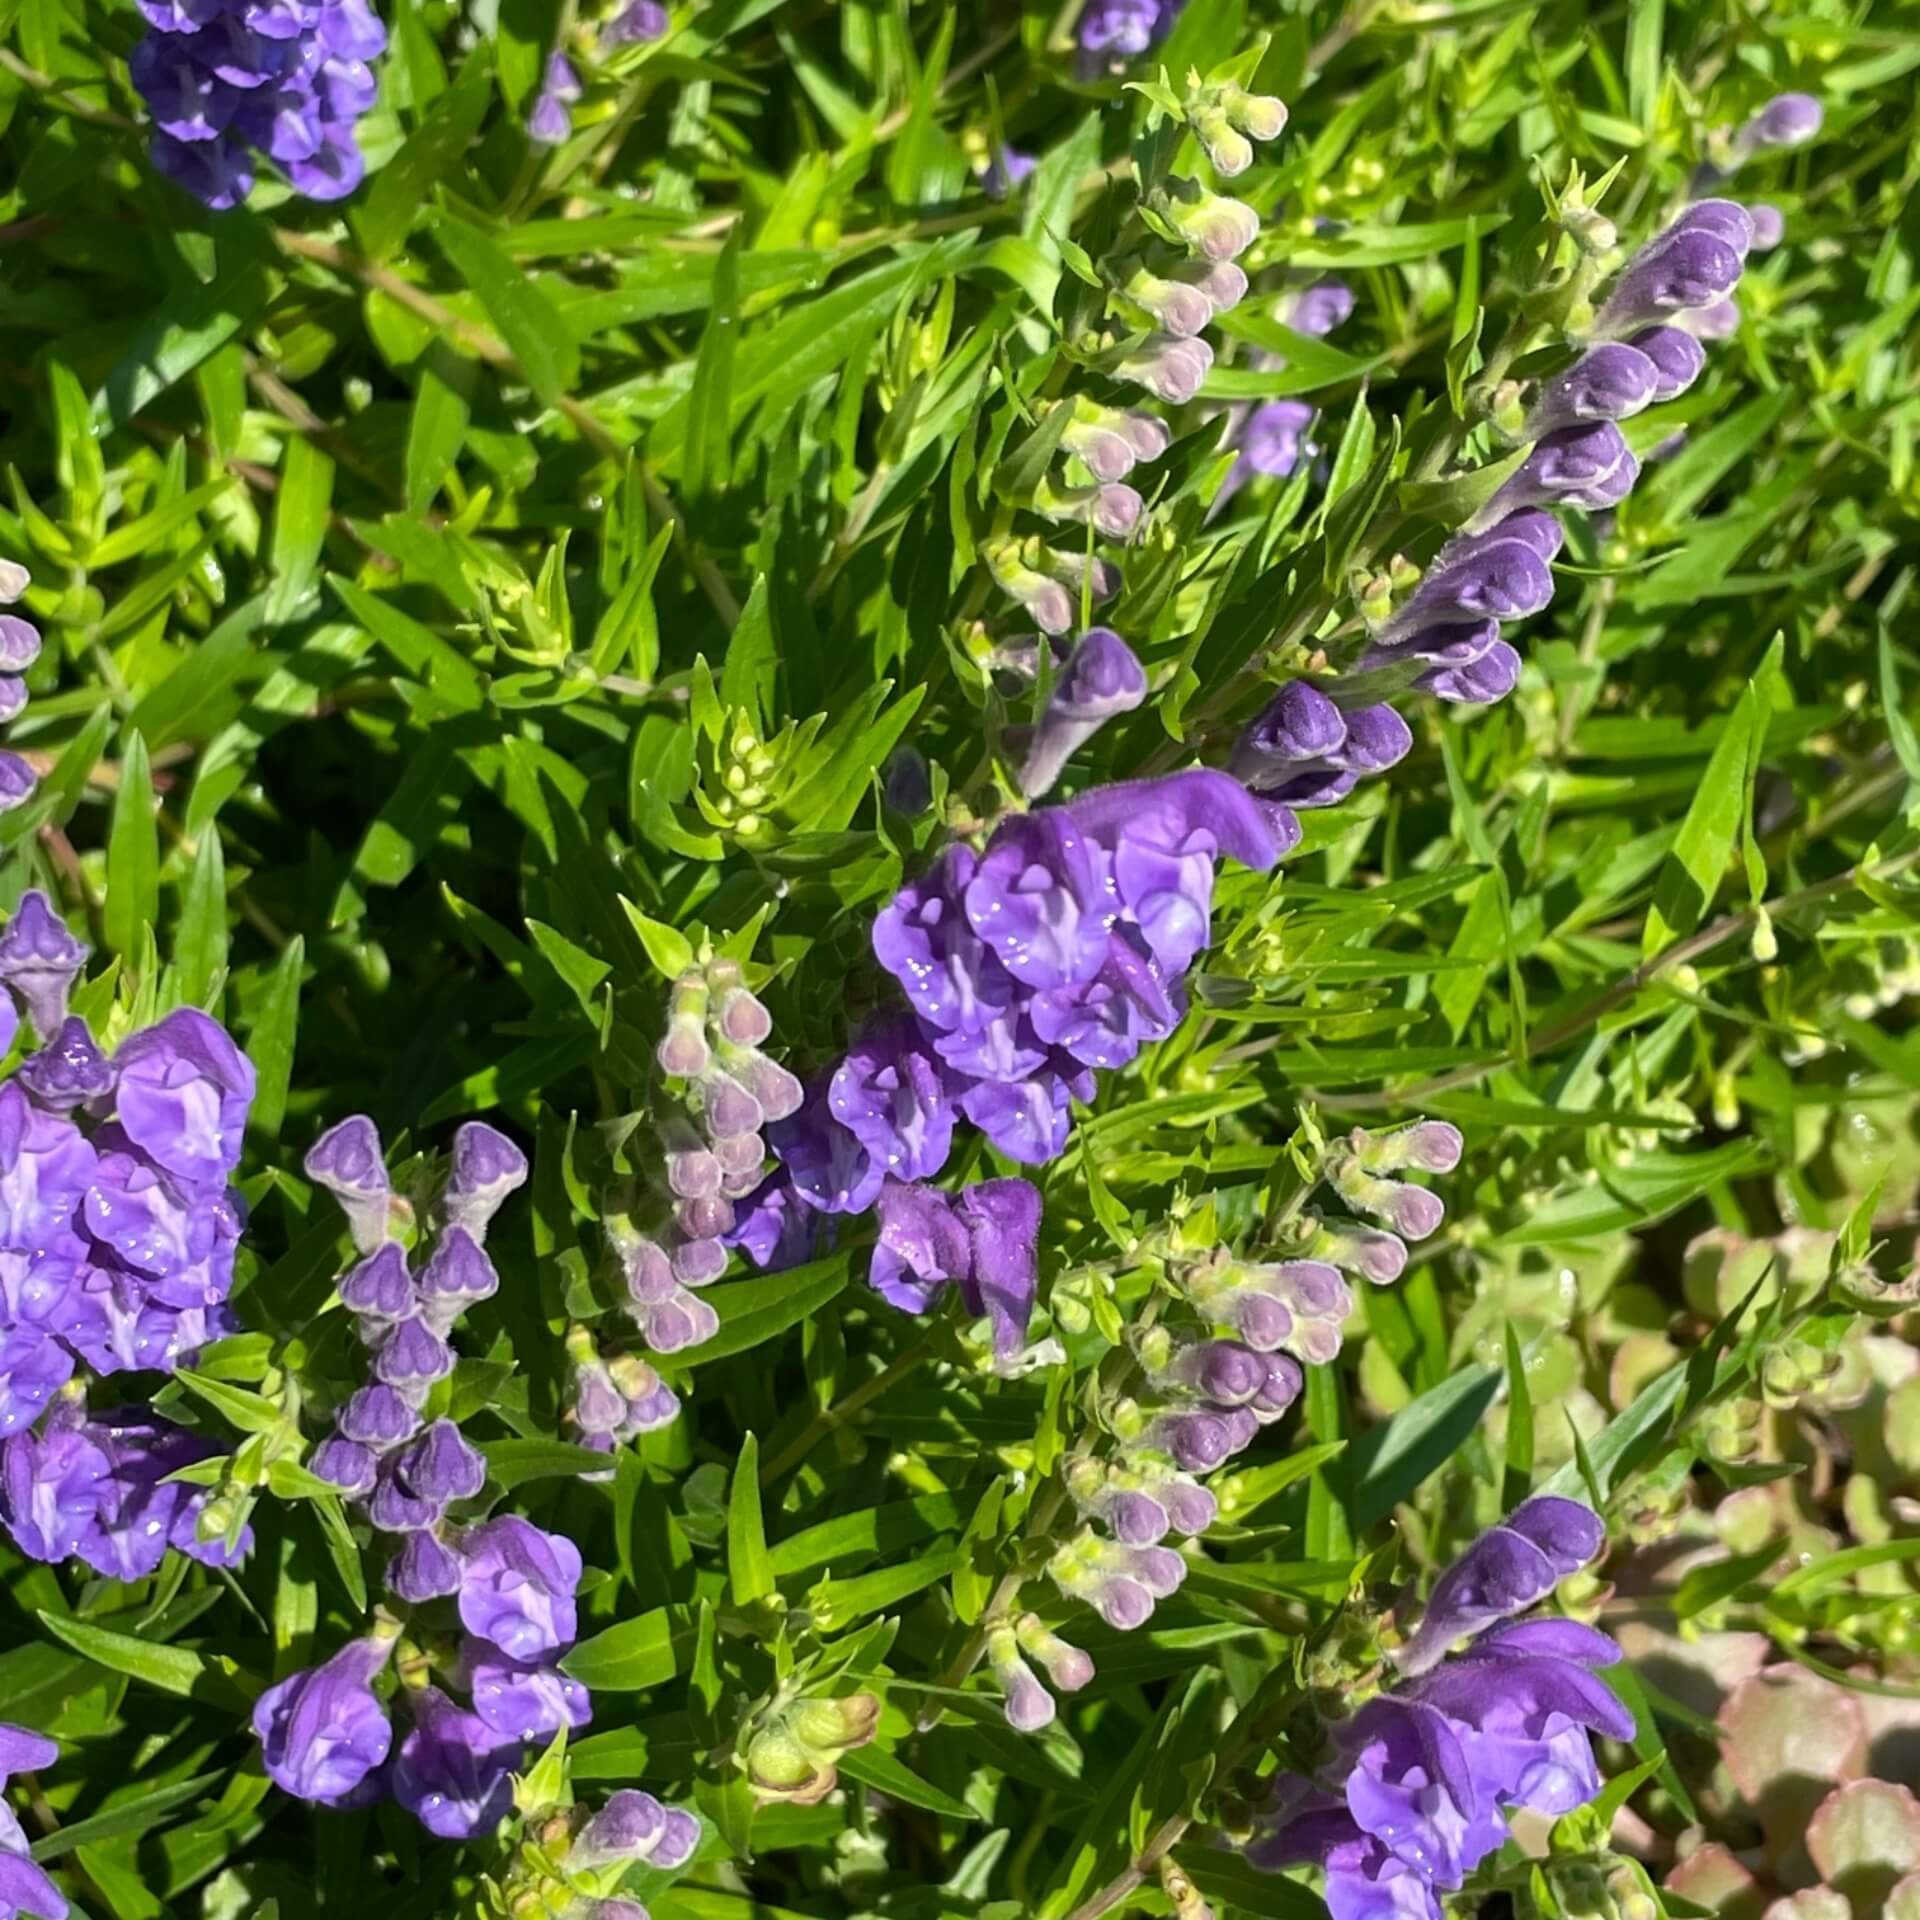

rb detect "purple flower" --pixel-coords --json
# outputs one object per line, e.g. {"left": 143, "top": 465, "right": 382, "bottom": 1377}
{"left": 0, "top": 1721, "right": 63, "bottom": 1920}
{"left": 79, "top": 1413, "right": 248, "bottom": 1580}
{"left": 768, "top": 1085, "right": 883, "bottom": 1216}
{"left": 393, "top": 1419, "right": 486, "bottom": 1507}
{"left": 374, "top": 1314, "right": 455, "bottom": 1402}
{"left": 1231, "top": 682, "right": 1346, "bottom": 788}
{"left": 979, "top": 144, "right": 1035, "bottom": 199}
{"left": 457, "top": 1516, "right": 582, "bottom": 1660}
{"left": 604, "top": 0, "right": 668, "bottom": 45}
{"left": 868, "top": 1177, "right": 1041, "bottom": 1359}
{"left": 1473, "top": 422, "right": 1639, "bottom": 525}
{"left": 1398, "top": 1496, "right": 1606, "bottom": 1676}
{"left": 112, "top": 1009, "right": 254, "bottom": 1187}
{"left": 17, "top": 1021, "right": 115, "bottom": 1113}
{"left": 528, "top": 87, "right": 572, "bottom": 147}
{"left": 1745, "top": 202, "right": 1785, "bottom": 250}
{"left": 1230, "top": 399, "right": 1316, "bottom": 494}
{"left": 1017, "top": 628, "right": 1149, "bottom": 799}
{"left": 304, "top": 1115, "right": 390, "bottom": 1255}
{"left": 1523, "top": 343, "right": 1660, "bottom": 436}
{"left": 440, "top": 1122, "right": 528, "bottom": 1244}
{"left": 312, "top": 1434, "right": 376, "bottom": 1498}
{"left": 0, "top": 1420, "right": 107, "bottom": 1561}
{"left": 467, "top": 1647, "right": 594, "bottom": 1743}
{"left": 388, "top": 1528, "right": 465, "bottom": 1603}
{"left": 1628, "top": 325, "right": 1707, "bottom": 400}
{"left": 338, "top": 1383, "right": 419, "bottom": 1449}
{"left": 1029, "top": 924, "right": 1180, "bottom": 1072}
{"left": 1117, "top": 335, "right": 1213, "bottom": 405}
{"left": 573, "top": 1790, "right": 700, "bottom": 1870}
{"left": 1077, "top": 0, "right": 1177, "bottom": 55}
{"left": 391, "top": 1687, "right": 515, "bottom": 1839}
{"left": 964, "top": 811, "right": 1111, "bottom": 992}
{"left": 253, "top": 1632, "right": 396, "bottom": 1805}
{"left": 828, "top": 1017, "right": 956, "bottom": 1185}
{"left": 1735, "top": 92, "right": 1822, "bottom": 156}
{"left": 1594, "top": 209, "right": 1749, "bottom": 336}
{"left": 0, "top": 1330, "right": 72, "bottom": 1440}
{"left": 0, "top": 894, "right": 86, "bottom": 1041}
{"left": 339, "top": 1240, "right": 413, "bottom": 1327}
{"left": 0, "top": 1085, "right": 97, "bottom": 1253}
{"left": 1278, "top": 280, "right": 1356, "bottom": 337}
{"left": 416, "top": 1226, "right": 499, "bottom": 1334}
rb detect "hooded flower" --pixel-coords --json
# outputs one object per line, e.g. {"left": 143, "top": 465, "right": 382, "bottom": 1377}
{"left": 867, "top": 1177, "right": 1041, "bottom": 1359}
{"left": 457, "top": 1516, "right": 582, "bottom": 1660}
{"left": 391, "top": 1687, "right": 516, "bottom": 1840}
{"left": 1016, "top": 629, "right": 1149, "bottom": 799}
{"left": 0, "top": 895, "right": 87, "bottom": 1044}
{"left": 304, "top": 1115, "right": 390, "bottom": 1256}
{"left": 253, "top": 1632, "right": 396, "bottom": 1805}
{"left": 111, "top": 1009, "right": 255, "bottom": 1187}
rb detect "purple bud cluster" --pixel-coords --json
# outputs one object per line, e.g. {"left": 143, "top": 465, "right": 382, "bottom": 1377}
{"left": 528, "top": 51, "right": 582, "bottom": 147}
{"left": 0, "top": 1723, "right": 67, "bottom": 1920}
{"left": 301, "top": 1115, "right": 530, "bottom": 1609}
{"left": 0, "top": 564, "right": 41, "bottom": 816}
{"left": 130, "top": 0, "right": 386, "bottom": 211}
{"left": 988, "top": 1612, "right": 1096, "bottom": 1732}
{"left": 617, "top": 958, "right": 794, "bottom": 1354}
{"left": 563, "top": 1324, "right": 680, "bottom": 1462}
{"left": 1245, "top": 1499, "right": 1627, "bottom": 1920}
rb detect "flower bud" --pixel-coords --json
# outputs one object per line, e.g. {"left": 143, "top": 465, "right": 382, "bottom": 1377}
{"left": 1593, "top": 219, "right": 1747, "bottom": 337}
{"left": 698, "top": 1067, "right": 763, "bottom": 1138}
{"left": 1117, "top": 334, "right": 1213, "bottom": 405}
{"left": 1734, "top": 92, "right": 1822, "bottom": 159}
{"left": 1160, "top": 185, "right": 1262, "bottom": 262}
{"left": 1015, "top": 1613, "right": 1095, "bottom": 1691}
{"left": 1470, "top": 423, "right": 1639, "bottom": 529}
{"left": 637, "top": 1286, "right": 720, "bottom": 1353}
{"left": 1354, "top": 1119, "right": 1462, "bottom": 1174}
{"left": 1124, "top": 266, "right": 1215, "bottom": 338}
{"left": 1627, "top": 325, "right": 1706, "bottom": 400}
{"left": 1308, "top": 1217, "right": 1408, "bottom": 1285}
{"left": 713, "top": 980, "right": 773, "bottom": 1048}
{"left": 1018, "top": 628, "right": 1149, "bottom": 799}
{"left": 1524, "top": 343, "right": 1661, "bottom": 436}
{"left": 1681, "top": 297, "right": 1740, "bottom": 340}
{"left": 744, "top": 1727, "right": 832, "bottom": 1802}
{"left": 988, "top": 1623, "right": 1055, "bottom": 1732}
{"left": 670, "top": 1233, "right": 728, "bottom": 1286}
{"left": 1223, "top": 86, "right": 1288, "bottom": 143}
{"left": 1745, "top": 202, "right": 1785, "bottom": 251}
{"left": 1175, "top": 258, "right": 1249, "bottom": 314}
{"left": 1193, "top": 107, "right": 1254, "bottom": 179}
{"left": 304, "top": 1115, "right": 393, "bottom": 1257}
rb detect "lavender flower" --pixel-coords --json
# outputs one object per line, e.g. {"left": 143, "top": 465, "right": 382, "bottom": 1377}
{"left": 253, "top": 1630, "right": 397, "bottom": 1806}
{"left": 978, "top": 144, "right": 1035, "bottom": 199}
{"left": 468, "top": 1648, "right": 594, "bottom": 1742}
{"left": 0, "top": 1724, "right": 64, "bottom": 1920}
{"left": 1628, "top": 325, "right": 1707, "bottom": 400}
{"left": 439, "top": 1122, "right": 528, "bottom": 1244}
{"left": 1470, "top": 422, "right": 1640, "bottom": 527}
{"left": 572, "top": 1790, "right": 700, "bottom": 1869}
{"left": 604, "top": 0, "right": 668, "bottom": 45}
{"left": 1118, "top": 335, "right": 1214, "bottom": 405}
{"left": 1017, "top": 628, "right": 1149, "bottom": 798}
{"left": 1745, "top": 202, "right": 1786, "bottom": 250}
{"left": 1593, "top": 205, "right": 1751, "bottom": 336}
{"left": 1278, "top": 280, "right": 1357, "bottom": 337}
{"left": 17, "top": 1020, "right": 114, "bottom": 1112}
{"left": 457, "top": 1516, "right": 582, "bottom": 1660}
{"left": 528, "top": 53, "right": 580, "bottom": 147}
{"left": 391, "top": 1687, "right": 515, "bottom": 1839}
{"left": 1077, "top": 0, "right": 1180, "bottom": 56}
{"left": 0, "top": 894, "right": 86, "bottom": 1041}
{"left": 304, "top": 1115, "right": 390, "bottom": 1255}
{"left": 1522, "top": 343, "right": 1660, "bottom": 436}
{"left": 1246, "top": 1509, "right": 1630, "bottom": 1920}
{"left": 868, "top": 1177, "right": 1041, "bottom": 1360}
{"left": 1733, "top": 92, "right": 1823, "bottom": 158}
{"left": 132, "top": 0, "right": 387, "bottom": 210}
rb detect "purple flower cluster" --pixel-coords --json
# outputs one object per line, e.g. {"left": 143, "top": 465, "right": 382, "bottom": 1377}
{"left": 730, "top": 769, "right": 1283, "bottom": 1282}
{"left": 131, "top": 0, "right": 386, "bottom": 211}
{"left": 0, "top": 564, "right": 41, "bottom": 816}
{"left": 1228, "top": 204, "right": 1756, "bottom": 771}
{"left": 254, "top": 1515, "right": 597, "bottom": 1835}
{"left": 987, "top": 1613, "right": 1096, "bottom": 1733}
{"left": 302, "top": 1115, "right": 528, "bottom": 1605}
{"left": 0, "top": 1723, "right": 66, "bottom": 1920}
{"left": 615, "top": 959, "right": 797, "bottom": 1355}
{"left": 0, "top": 924, "right": 255, "bottom": 1411}
{"left": 1247, "top": 1498, "right": 1629, "bottom": 1920}
{"left": 563, "top": 1323, "right": 680, "bottom": 1463}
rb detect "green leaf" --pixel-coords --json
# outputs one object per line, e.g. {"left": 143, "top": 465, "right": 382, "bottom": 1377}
{"left": 1502, "top": 1322, "right": 1535, "bottom": 1510}
{"left": 619, "top": 898, "right": 695, "bottom": 980}
{"left": 405, "top": 343, "right": 477, "bottom": 515}
{"left": 37, "top": 1612, "right": 252, "bottom": 1706}
{"left": 685, "top": 1256, "right": 853, "bottom": 1368}
{"left": 174, "top": 828, "right": 229, "bottom": 1010}
{"left": 683, "top": 228, "right": 740, "bottom": 505}
{"left": 1879, "top": 624, "right": 1920, "bottom": 789}
{"left": 561, "top": 1609, "right": 677, "bottom": 1691}
{"left": 356, "top": 42, "right": 496, "bottom": 261}
{"left": 837, "top": 1746, "right": 973, "bottom": 1821}
{"left": 1350, "top": 1365, "right": 1502, "bottom": 1530}
{"left": 104, "top": 730, "right": 158, "bottom": 969}
{"left": 28, "top": 1773, "right": 223, "bottom": 1863}
{"left": 1643, "top": 679, "right": 1761, "bottom": 954}
{"left": 263, "top": 437, "right": 334, "bottom": 625}
{"left": 245, "top": 935, "right": 303, "bottom": 1141}
{"left": 727, "top": 1434, "right": 773, "bottom": 1608}
{"left": 480, "top": 1438, "right": 615, "bottom": 1490}
{"left": 99, "top": 255, "right": 277, "bottom": 428}
{"left": 435, "top": 216, "right": 580, "bottom": 409}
